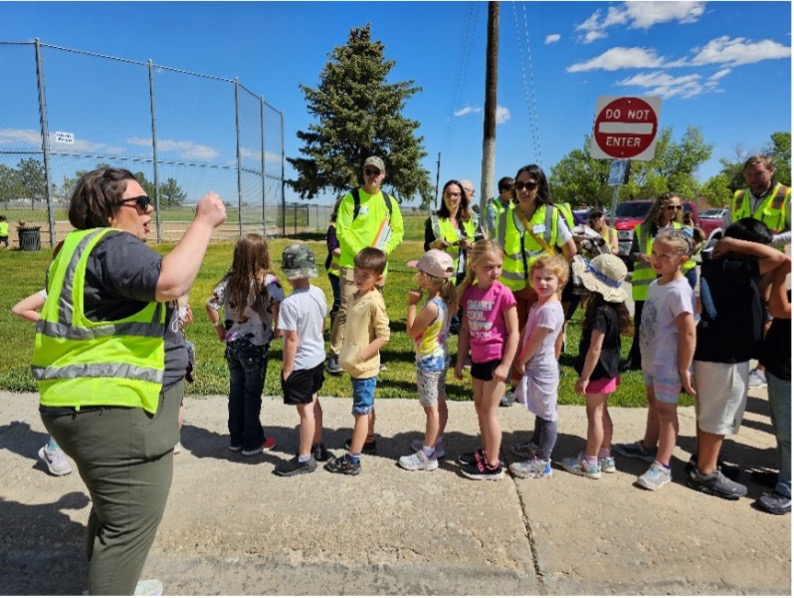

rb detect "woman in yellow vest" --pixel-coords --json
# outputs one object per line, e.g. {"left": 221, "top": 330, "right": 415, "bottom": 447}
{"left": 32, "top": 167, "right": 226, "bottom": 595}
{"left": 587, "top": 208, "right": 619, "bottom": 254}
{"left": 624, "top": 192, "right": 686, "bottom": 370}
{"left": 425, "top": 179, "right": 483, "bottom": 333}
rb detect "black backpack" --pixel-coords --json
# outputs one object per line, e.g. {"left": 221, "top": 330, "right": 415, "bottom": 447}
{"left": 352, "top": 188, "right": 393, "bottom": 221}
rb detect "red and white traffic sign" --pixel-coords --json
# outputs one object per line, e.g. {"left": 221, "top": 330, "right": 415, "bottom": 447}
{"left": 590, "top": 96, "right": 662, "bottom": 161}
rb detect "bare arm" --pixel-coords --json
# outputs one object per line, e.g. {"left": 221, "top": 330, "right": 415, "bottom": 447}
{"left": 206, "top": 304, "right": 226, "bottom": 341}
{"left": 493, "top": 305, "right": 520, "bottom": 383}
{"left": 281, "top": 329, "right": 298, "bottom": 378}
{"left": 515, "top": 326, "right": 552, "bottom": 371}
{"left": 575, "top": 329, "right": 605, "bottom": 395}
{"left": 11, "top": 291, "right": 45, "bottom": 323}
{"left": 455, "top": 312, "right": 471, "bottom": 379}
{"left": 712, "top": 237, "right": 787, "bottom": 274}
{"left": 406, "top": 290, "right": 440, "bottom": 340}
{"left": 156, "top": 192, "right": 226, "bottom": 302}
{"left": 768, "top": 256, "right": 791, "bottom": 319}
{"left": 676, "top": 311, "right": 697, "bottom": 395}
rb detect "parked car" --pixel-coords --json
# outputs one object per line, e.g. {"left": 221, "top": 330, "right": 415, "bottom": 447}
{"left": 699, "top": 208, "right": 727, "bottom": 239}
{"left": 608, "top": 199, "right": 702, "bottom": 267}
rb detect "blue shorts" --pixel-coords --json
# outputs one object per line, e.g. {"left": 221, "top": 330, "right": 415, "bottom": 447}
{"left": 643, "top": 373, "right": 682, "bottom": 404}
{"left": 352, "top": 376, "right": 377, "bottom": 415}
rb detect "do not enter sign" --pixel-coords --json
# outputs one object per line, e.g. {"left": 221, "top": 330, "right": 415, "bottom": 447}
{"left": 590, "top": 96, "right": 662, "bottom": 161}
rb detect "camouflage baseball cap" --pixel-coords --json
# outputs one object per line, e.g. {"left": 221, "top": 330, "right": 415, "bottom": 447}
{"left": 281, "top": 243, "right": 318, "bottom": 279}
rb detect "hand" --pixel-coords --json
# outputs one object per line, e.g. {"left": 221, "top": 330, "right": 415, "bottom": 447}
{"left": 215, "top": 325, "right": 226, "bottom": 341}
{"left": 513, "top": 358, "right": 526, "bottom": 376}
{"left": 493, "top": 363, "right": 509, "bottom": 383}
{"left": 712, "top": 237, "right": 736, "bottom": 259}
{"left": 282, "top": 369, "right": 292, "bottom": 381}
{"left": 179, "top": 304, "right": 194, "bottom": 327}
{"left": 454, "top": 363, "right": 464, "bottom": 380}
{"left": 680, "top": 370, "right": 696, "bottom": 396}
{"left": 407, "top": 289, "right": 422, "bottom": 305}
{"left": 575, "top": 378, "right": 588, "bottom": 396}
{"left": 434, "top": 238, "right": 450, "bottom": 250}
{"left": 195, "top": 192, "right": 227, "bottom": 229}
{"left": 640, "top": 254, "right": 653, "bottom": 264}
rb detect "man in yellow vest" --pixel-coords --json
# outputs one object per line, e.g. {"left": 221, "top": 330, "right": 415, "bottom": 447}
{"left": 724, "top": 154, "right": 791, "bottom": 388}
{"left": 326, "top": 156, "right": 404, "bottom": 374}
{"left": 484, "top": 176, "right": 514, "bottom": 238}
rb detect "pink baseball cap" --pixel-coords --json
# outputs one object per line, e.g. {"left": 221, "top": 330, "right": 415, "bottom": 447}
{"left": 407, "top": 249, "right": 455, "bottom": 279}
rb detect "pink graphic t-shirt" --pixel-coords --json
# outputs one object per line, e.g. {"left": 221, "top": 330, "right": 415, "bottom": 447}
{"left": 460, "top": 281, "right": 517, "bottom": 364}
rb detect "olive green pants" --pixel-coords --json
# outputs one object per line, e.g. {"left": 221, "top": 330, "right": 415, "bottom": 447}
{"left": 41, "top": 381, "right": 183, "bottom": 595}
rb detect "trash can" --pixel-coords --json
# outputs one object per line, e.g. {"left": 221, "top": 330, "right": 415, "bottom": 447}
{"left": 18, "top": 226, "right": 41, "bottom": 251}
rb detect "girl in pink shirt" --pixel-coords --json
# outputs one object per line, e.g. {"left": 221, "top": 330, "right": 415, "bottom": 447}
{"left": 455, "top": 239, "right": 519, "bottom": 480}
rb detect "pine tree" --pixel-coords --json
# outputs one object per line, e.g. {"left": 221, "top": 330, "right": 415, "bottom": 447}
{"left": 287, "top": 24, "right": 432, "bottom": 204}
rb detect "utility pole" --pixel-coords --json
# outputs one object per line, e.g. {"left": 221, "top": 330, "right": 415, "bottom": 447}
{"left": 434, "top": 151, "right": 441, "bottom": 210}
{"left": 479, "top": 1, "right": 499, "bottom": 215}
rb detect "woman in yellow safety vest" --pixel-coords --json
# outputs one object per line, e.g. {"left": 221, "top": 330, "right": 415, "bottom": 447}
{"left": 31, "top": 167, "right": 226, "bottom": 595}
{"left": 624, "top": 192, "right": 689, "bottom": 369}
{"left": 425, "top": 179, "right": 483, "bottom": 332}
{"left": 587, "top": 208, "right": 619, "bottom": 254}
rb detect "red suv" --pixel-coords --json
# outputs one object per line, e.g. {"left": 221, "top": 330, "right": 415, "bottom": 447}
{"left": 609, "top": 200, "right": 701, "bottom": 267}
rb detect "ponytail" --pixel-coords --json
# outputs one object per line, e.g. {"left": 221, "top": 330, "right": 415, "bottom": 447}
{"left": 439, "top": 278, "right": 458, "bottom": 314}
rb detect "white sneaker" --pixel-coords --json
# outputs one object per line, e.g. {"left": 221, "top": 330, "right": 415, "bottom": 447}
{"left": 636, "top": 461, "right": 672, "bottom": 491}
{"left": 399, "top": 450, "right": 439, "bottom": 471}
{"left": 410, "top": 438, "right": 445, "bottom": 459}
{"left": 134, "top": 579, "right": 164, "bottom": 596}
{"left": 748, "top": 368, "right": 767, "bottom": 389}
{"left": 38, "top": 445, "right": 72, "bottom": 476}
{"left": 173, "top": 441, "right": 183, "bottom": 455}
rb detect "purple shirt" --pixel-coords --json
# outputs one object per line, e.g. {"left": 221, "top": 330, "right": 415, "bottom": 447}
{"left": 461, "top": 281, "right": 517, "bottom": 364}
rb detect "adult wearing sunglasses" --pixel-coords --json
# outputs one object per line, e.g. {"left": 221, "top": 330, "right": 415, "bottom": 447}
{"left": 494, "top": 164, "right": 576, "bottom": 401}
{"left": 587, "top": 209, "right": 619, "bottom": 255}
{"left": 32, "top": 167, "right": 226, "bottom": 595}
{"left": 326, "top": 156, "right": 404, "bottom": 374}
{"left": 624, "top": 192, "right": 689, "bottom": 370}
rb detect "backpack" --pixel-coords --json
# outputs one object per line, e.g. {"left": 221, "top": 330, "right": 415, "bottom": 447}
{"left": 352, "top": 188, "right": 393, "bottom": 221}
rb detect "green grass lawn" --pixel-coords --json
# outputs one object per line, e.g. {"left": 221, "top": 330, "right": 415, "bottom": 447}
{"left": 0, "top": 232, "right": 683, "bottom": 408}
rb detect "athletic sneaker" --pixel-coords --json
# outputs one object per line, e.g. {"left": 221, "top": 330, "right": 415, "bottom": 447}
{"left": 599, "top": 455, "right": 617, "bottom": 474}
{"left": 410, "top": 438, "right": 445, "bottom": 459}
{"left": 755, "top": 491, "right": 792, "bottom": 515}
{"left": 461, "top": 458, "right": 504, "bottom": 480}
{"left": 457, "top": 448, "right": 484, "bottom": 466}
{"left": 312, "top": 442, "right": 331, "bottom": 462}
{"left": 275, "top": 455, "right": 317, "bottom": 477}
{"left": 613, "top": 440, "right": 656, "bottom": 463}
{"left": 325, "top": 454, "right": 361, "bottom": 475}
{"left": 133, "top": 579, "right": 164, "bottom": 596}
{"left": 748, "top": 367, "right": 767, "bottom": 389}
{"left": 173, "top": 441, "right": 183, "bottom": 455}
{"left": 686, "top": 468, "right": 747, "bottom": 500}
{"left": 510, "top": 440, "right": 539, "bottom": 460}
{"left": 344, "top": 437, "right": 377, "bottom": 454}
{"left": 685, "top": 454, "right": 741, "bottom": 481}
{"left": 228, "top": 444, "right": 243, "bottom": 452}
{"left": 499, "top": 389, "right": 516, "bottom": 407}
{"left": 509, "top": 458, "right": 553, "bottom": 480}
{"left": 38, "top": 445, "right": 72, "bottom": 476}
{"left": 399, "top": 450, "right": 439, "bottom": 472}
{"left": 326, "top": 356, "right": 343, "bottom": 375}
{"left": 636, "top": 462, "right": 672, "bottom": 491}
{"left": 241, "top": 436, "right": 277, "bottom": 456}
{"left": 561, "top": 455, "right": 601, "bottom": 480}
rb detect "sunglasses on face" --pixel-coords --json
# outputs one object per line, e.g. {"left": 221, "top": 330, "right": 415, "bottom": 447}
{"left": 364, "top": 168, "right": 381, "bottom": 176}
{"left": 120, "top": 195, "right": 151, "bottom": 211}
{"left": 514, "top": 181, "right": 539, "bottom": 191}
{"left": 666, "top": 205, "right": 683, "bottom": 211}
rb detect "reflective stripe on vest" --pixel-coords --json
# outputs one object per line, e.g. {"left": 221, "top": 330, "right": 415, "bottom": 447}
{"left": 500, "top": 205, "right": 558, "bottom": 291}
{"left": 32, "top": 228, "right": 166, "bottom": 414}
{"left": 631, "top": 224, "right": 656, "bottom": 301}
{"left": 731, "top": 183, "right": 791, "bottom": 234}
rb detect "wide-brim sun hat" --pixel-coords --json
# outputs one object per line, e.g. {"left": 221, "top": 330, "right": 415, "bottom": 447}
{"left": 407, "top": 249, "right": 454, "bottom": 279}
{"left": 572, "top": 253, "right": 627, "bottom": 303}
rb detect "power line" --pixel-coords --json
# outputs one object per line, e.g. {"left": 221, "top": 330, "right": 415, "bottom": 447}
{"left": 512, "top": 1, "right": 542, "bottom": 165}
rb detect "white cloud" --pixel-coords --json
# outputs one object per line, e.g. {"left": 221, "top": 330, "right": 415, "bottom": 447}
{"left": 687, "top": 36, "right": 792, "bottom": 66}
{"left": 582, "top": 30, "right": 608, "bottom": 45}
{"left": 576, "top": 1, "right": 705, "bottom": 42}
{"left": 616, "top": 71, "right": 705, "bottom": 99}
{"left": 708, "top": 68, "right": 732, "bottom": 81}
{"left": 453, "top": 106, "right": 481, "bottom": 118}
{"left": 567, "top": 47, "right": 665, "bottom": 72}
{"left": 240, "top": 148, "right": 282, "bottom": 163}
{"left": 0, "top": 129, "right": 124, "bottom": 154}
{"left": 544, "top": 34, "right": 561, "bottom": 45}
{"left": 127, "top": 136, "right": 219, "bottom": 161}
{"left": 0, "top": 128, "right": 41, "bottom": 145}
{"left": 496, "top": 106, "right": 511, "bottom": 125}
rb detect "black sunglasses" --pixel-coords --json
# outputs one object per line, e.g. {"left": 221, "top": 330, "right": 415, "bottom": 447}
{"left": 120, "top": 195, "right": 151, "bottom": 211}
{"left": 363, "top": 168, "right": 381, "bottom": 176}
{"left": 514, "top": 181, "right": 539, "bottom": 191}
{"left": 666, "top": 205, "right": 683, "bottom": 211}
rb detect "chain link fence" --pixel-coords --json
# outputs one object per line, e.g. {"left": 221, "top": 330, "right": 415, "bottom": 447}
{"left": 0, "top": 40, "right": 289, "bottom": 248}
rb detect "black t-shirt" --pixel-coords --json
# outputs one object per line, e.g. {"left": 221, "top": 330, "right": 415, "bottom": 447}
{"left": 575, "top": 302, "right": 621, "bottom": 380}
{"left": 759, "top": 291, "right": 791, "bottom": 381}
{"left": 80, "top": 231, "right": 188, "bottom": 387}
{"left": 695, "top": 256, "right": 762, "bottom": 363}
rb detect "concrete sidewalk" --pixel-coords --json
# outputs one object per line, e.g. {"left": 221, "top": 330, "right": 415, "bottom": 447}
{"left": 0, "top": 390, "right": 790, "bottom": 595}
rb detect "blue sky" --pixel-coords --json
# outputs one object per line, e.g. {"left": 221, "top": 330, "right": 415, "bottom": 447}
{"left": 1, "top": 1, "right": 791, "bottom": 206}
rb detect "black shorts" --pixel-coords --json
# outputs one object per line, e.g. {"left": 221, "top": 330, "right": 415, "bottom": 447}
{"left": 470, "top": 359, "right": 503, "bottom": 382}
{"left": 281, "top": 362, "right": 325, "bottom": 405}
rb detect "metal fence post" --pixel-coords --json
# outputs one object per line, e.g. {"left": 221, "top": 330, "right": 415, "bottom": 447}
{"left": 148, "top": 59, "right": 162, "bottom": 243}
{"left": 260, "top": 96, "right": 266, "bottom": 236}
{"left": 234, "top": 78, "right": 243, "bottom": 237}
{"left": 34, "top": 38, "right": 55, "bottom": 248}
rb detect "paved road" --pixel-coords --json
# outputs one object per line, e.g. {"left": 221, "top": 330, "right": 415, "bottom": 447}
{"left": 0, "top": 391, "right": 789, "bottom": 595}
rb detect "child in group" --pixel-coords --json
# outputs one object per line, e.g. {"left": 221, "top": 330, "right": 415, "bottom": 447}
{"left": 206, "top": 233, "right": 284, "bottom": 456}
{"left": 560, "top": 254, "right": 633, "bottom": 479}
{"left": 614, "top": 230, "right": 697, "bottom": 491}
{"left": 454, "top": 239, "right": 519, "bottom": 481}
{"left": 509, "top": 255, "right": 568, "bottom": 480}
{"left": 12, "top": 289, "right": 73, "bottom": 476}
{"left": 275, "top": 243, "right": 330, "bottom": 476}
{"left": 399, "top": 249, "right": 457, "bottom": 472}
{"left": 325, "top": 247, "right": 390, "bottom": 476}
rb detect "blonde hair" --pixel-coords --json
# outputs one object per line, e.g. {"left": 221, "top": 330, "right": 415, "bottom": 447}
{"left": 418, "top": 271, "right": 458, "bottom": 313}
{"left": 654, "top": 229, "right": 692, "bottom": 257}
{"left": 530, "top": 254, "right": 569, "bottom": 288}
{"left": 458, "top": 238, "right": 504, "bottom": 298}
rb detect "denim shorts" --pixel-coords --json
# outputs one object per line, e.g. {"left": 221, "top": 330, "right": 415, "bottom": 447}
{"left": 351, "top": 376, "right": 377, "bottom": 415}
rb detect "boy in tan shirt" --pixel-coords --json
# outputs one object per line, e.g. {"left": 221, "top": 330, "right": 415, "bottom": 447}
{"left": 325, "top": 248, "right": 390, "bottom": 475}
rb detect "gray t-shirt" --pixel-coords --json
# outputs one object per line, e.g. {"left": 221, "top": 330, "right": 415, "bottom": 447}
{"left": 81, "top": 231, "right": 187, "bottom": 388}
{"left": 277, "top": 285, "right": 327, "bottom": 371}
{"left": 640, "top": 277, "right": 694, "bottom": 379}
